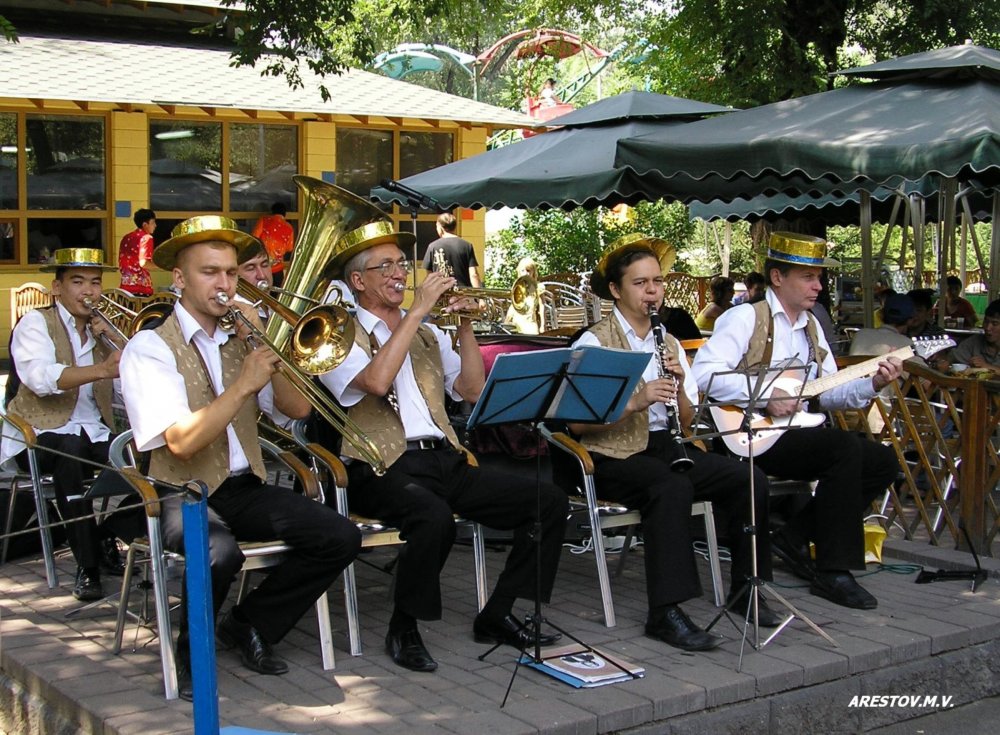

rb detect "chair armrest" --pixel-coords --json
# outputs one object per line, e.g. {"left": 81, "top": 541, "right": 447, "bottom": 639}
{"left": 2, "top": 412, "right": 36, "bottom": 446}
{"left": 277, "top": 449, "right": 321, "bottom": 500}
{"left": 302, "top": 441, "right": 349, "bottom": 490}
{"left": 539, "top": 424, "right": 594, "bottom": 476}
{"left": 119, "top": 467, "right": 162, "bottom": 519}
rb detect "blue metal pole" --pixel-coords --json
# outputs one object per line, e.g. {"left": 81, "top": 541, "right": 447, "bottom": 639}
{"left": 182, "top": 489, "right": 220, "bottom": 735}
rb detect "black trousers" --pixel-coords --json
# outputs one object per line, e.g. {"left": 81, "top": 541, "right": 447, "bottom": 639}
{"left": 345, "top": 446, "right": 568, "bottom": 621}
{"left": 589, "top": 432, "right": 771, "bottom": 610}
{"left": 16, "top": 431, "right": 111, "bottom": 571}
{"left": 159, "top": 474, "right": 361, "bottom": 646}
{"left": 754, "top": 427, "right": 898, "bottom": 571}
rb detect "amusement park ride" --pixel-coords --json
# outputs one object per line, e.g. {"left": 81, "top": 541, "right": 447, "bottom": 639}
{"left": 372, "top": 28, "right": 630, "bottom": 142}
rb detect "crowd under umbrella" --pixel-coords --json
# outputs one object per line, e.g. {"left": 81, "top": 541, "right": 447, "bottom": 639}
{"left": 370, "top": 90, "right": 736, "bottom": 212}
{"left": 614, "top": 44, "right": 1000, "bottom": 315}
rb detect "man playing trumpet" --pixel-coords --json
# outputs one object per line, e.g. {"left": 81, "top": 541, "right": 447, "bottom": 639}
{"left": 559, "top": 236, "right": 777, "bottom": 649}
{"left": 2, "top": 249, "right": 127, "bottom": 601}
{"left": 320, "top": 221, "right": 567, "bottom": 673}
{"left": 120, "top": 217, "right": 361, "bottom": 700}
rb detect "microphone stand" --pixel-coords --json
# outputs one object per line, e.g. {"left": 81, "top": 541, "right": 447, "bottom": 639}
{"left": 380, "top": 179, "right": 440, "bottom": 292}
{"left": 695, "top": 363, "right": 837, "bottom": 671}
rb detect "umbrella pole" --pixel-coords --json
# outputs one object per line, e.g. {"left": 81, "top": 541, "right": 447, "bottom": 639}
{"left": 991, "top": 191, "right": 1000, "bottom": 302}
{"left": 860, "top": 191, "right": 874, "bottom": 329}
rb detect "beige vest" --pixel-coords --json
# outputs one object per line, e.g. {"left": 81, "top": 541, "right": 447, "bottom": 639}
{"left": 343, "top": 321, "right": 462, "bottom": 468}
{"left": 742, "top": 300, "right": 827, "bottom": 376}
{"left": 579, "top": 315, "right": 680, "bottom": 460}
{"left": 148, "top": 313, "right": 265, "bottom": 494}
{"left": 8, "top": 306, "right": 114, "bottom": 430}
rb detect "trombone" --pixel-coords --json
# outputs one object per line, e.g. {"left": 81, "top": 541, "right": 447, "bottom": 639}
{"left": 84, "top": 295, "right": 174, "bottom": 351}
{"left": 216, "top": 282, "right": 387, "bottom": 476}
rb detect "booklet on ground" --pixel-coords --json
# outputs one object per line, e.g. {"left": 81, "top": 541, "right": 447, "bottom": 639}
{"left": 519, "top": 643, "right": 645, "bottom": 688}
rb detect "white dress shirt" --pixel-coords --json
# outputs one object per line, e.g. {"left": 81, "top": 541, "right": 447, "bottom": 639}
{"left": 1, "top": 302, "right": 116, "bottom": 465}
{"left": 573, "top": 306, "right": 698, "bottom": 431}
{"left": 320, "top": 307, "right": 462, "bottom": 443}
{"left": 120, "top": 300, "right": 276, "bottom": 473}
{"left": 691, "top": 289, "right": 876, "bottom": 411}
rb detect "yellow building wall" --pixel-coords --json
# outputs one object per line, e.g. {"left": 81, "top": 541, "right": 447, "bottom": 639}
{"left": 0, "top": 114, "right": 494, "bottom": 361}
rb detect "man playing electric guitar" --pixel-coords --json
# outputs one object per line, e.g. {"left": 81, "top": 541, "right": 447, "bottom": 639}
{"left": 692, "top": 232, "right": 903, "bottom": 610}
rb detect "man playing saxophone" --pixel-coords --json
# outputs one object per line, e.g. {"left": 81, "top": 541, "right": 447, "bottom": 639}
{"left": 120, "top": 216, "right": 360, "bottom": 700}
{"left": 319, "top": 221, "right": 567, "bottom": 673}
{"left": 557, "top": 236, "right": 777, "bottom": 650}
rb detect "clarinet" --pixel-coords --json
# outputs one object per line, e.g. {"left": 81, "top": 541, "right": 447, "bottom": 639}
{"left": 648, "top": 305, "right": 694, "bottom": 472}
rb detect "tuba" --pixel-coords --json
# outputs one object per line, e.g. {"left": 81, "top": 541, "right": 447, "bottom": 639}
{"left": 266, "top": 175, "right": 387, "bottom": 351}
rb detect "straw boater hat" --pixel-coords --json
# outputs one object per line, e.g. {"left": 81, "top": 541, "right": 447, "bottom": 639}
{"left": 152, "top": 215, "right": 261, "bottom": 270}
{"left": 327, "top": 220, "right": 416, "bottom": 279}
{"left": 589, "top": 233, "right": 677, "bottom": 300}
{"left": 40, "top": 248, "right": 117, "bottom": 273}
{"left": 767, "top": 232, "right": 840, "bottom": 268}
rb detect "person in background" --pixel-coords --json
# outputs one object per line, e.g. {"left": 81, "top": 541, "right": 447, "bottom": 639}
{"left": 118, "top": 209, "right": 156, "bottom": 296}
{"left": 733, "top": 271, "right": 766, "bottom": 305}
{"left": 235, "top": 241, "right": 273, "bottom": 321}
{"left": 252, "top": 203, "right": 295, "bottom": 288}
{"left": 694, "top": 276, "right": 734, "bottom": 332}
{"left": 949, "top": 299, "right": 1000, "bottom": 374}
{"left": 422, "top": 212, "right": 482, "bottom": 288}
{"left": 872, "top": 287, "right": 895, "bottom": 328}
{"left": 810, "top": 268, "right": 838, "bottom": 347}
{"left": 503, "top": 257, "right": 545, "bottom": 334}
{"left": 849, "top": 294, "right": 915, "bottom": 356}
{"left": 936, "top": 275, "right": 978, "bottom": 328}
{"left": 907, "top": 289, "right": 945, "bottom": 339}
{"left": 539, "top": 78, "right": 560, "bottom": 108}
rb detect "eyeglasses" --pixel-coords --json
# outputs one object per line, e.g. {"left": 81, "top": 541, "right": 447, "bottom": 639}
{"left": 364, "top": 259, "right": 412, "bottom": 277}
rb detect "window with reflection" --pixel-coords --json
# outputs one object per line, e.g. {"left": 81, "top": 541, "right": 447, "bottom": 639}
{"left": 27, "top": 217, "right": 105, "bottom": 264}
{"left": 1, "top": 113, "right": 16, "bottom": 210}
{"left": 26, "top": 115, "right": 106, "bottom": 210}
{"left": 335, "top": 128, "right": 392, "bottom": 209}
{"left": 150, "top": 120, "right": 222, "bottom": 211}
{"left": 0, "top": 219, "right": 15, "bottom": 262}
{"left": 399, "top": 132, "right": 454, "bottom": 180}
{"left": 229, "top": 124, "right": 298, "bottom": 213}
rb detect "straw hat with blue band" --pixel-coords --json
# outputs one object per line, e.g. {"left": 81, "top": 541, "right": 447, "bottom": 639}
{"left": 153, "top": 215, "right": 261, "bottom": 270}
{"left": 327, "top": 220, "right": 416, "bottom": 279}
{"left": 589, "top": 233, "right": 676, "bottom": 301}
{"left": 767, "top": 232, "right": 840, "bottom": 268}
{"left": 40, "top": 248, "right": 117, "bottom": 272}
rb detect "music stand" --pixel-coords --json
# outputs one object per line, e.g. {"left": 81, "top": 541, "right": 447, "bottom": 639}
{"left": 695, "top": 361, "right": 837, "bottom": 669}
{"left": 466, "top": 345, "right": 648, "bottom": 704}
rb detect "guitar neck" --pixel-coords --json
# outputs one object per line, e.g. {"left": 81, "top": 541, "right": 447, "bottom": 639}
{"left": 800, "top": 346, "right": 913, "bottom": 398}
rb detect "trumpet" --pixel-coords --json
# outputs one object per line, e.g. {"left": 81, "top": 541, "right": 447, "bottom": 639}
{"left": 216, "top": 285, "right": 386, "bottom": 476}
{"left": 396, "top": 275, "right": 538, "bottom": 319}
{"left": 648, "top": 304, "right": 694, "bottom": 472}
{"left": 84, "top": 295, "right": 174, "bottom": 350}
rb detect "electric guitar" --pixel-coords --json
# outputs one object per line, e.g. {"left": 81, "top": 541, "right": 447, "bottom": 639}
{"left": 710, "top": 336, "right": 955, "bottom": 457}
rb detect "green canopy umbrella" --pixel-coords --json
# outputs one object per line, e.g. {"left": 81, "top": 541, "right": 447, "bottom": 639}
{"left": 370, "top": 91, "right": 733, "bottom": 211}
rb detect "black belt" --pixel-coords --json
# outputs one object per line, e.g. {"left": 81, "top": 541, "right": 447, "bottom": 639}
{"left": 405, "top": 438, "right": 446, "bottom": 451}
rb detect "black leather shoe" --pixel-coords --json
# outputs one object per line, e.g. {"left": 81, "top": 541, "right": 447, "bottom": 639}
{"left": 645, "top": 605, "right": 723, "bottom": 651}
{"left": 175, "top": 654, "right": 194, "bottom": 702}
{"left": 810, "top": 571, "right": 878, "bottom": 610}
{"left": 473, "top": 613, "right": 561, "bottom": 649}
{"left": 385, "top": 628, "right": 438, "bottom": 672}
{"left": 98, "top": 537, "right": 127, "bottom": 577}
{"left": 216, "top": 610, "right": 289, "bottom": 675}
{"left": 771, "top": 531, "right": 816, "bottom": 582}
{"left": 726, "top": 589, "right": 783, "bottom": 628}
{"left": 72, "top": 567, "right": 103, "bottom": 602}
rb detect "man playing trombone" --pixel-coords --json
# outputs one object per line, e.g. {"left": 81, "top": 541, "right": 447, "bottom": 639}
{"left": 320, "top": 221, "right": 567, "bottom": 673}
{"left": 2, "top": 248, "right": 127, "bottom": 601}
{"left": 560, "top": 236, "right": 778, "bottom": 649}
{"left": 120, "top": 217, "right": 361, "bottom": 700}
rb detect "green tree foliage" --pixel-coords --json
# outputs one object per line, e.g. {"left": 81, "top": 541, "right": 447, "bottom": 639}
{"left": 484, "top": 201, "right": 696, "bottom": 286}
{"left": 1, "top": 15, "right": 17, "bottom": 43}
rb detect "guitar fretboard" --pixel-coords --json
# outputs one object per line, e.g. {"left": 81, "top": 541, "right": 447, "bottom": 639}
{"left": 800, "top": 346, "right": 914, "bottom": 398}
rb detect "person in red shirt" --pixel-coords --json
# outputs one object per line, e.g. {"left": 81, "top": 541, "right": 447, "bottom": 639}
{"left": 118, "top": 208, "right": 156, "bottom": 296}
{"left": 251, "top": 202, "right": 295, "bottom": 287}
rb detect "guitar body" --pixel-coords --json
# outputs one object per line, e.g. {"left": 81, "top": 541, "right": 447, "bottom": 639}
{"left": 710, "top": 400, "right": 826, "bottom": 458}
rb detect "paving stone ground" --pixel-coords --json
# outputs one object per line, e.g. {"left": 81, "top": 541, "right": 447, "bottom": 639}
{"left": 3, "top": 525, "right": 1000, "bottom": 735}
